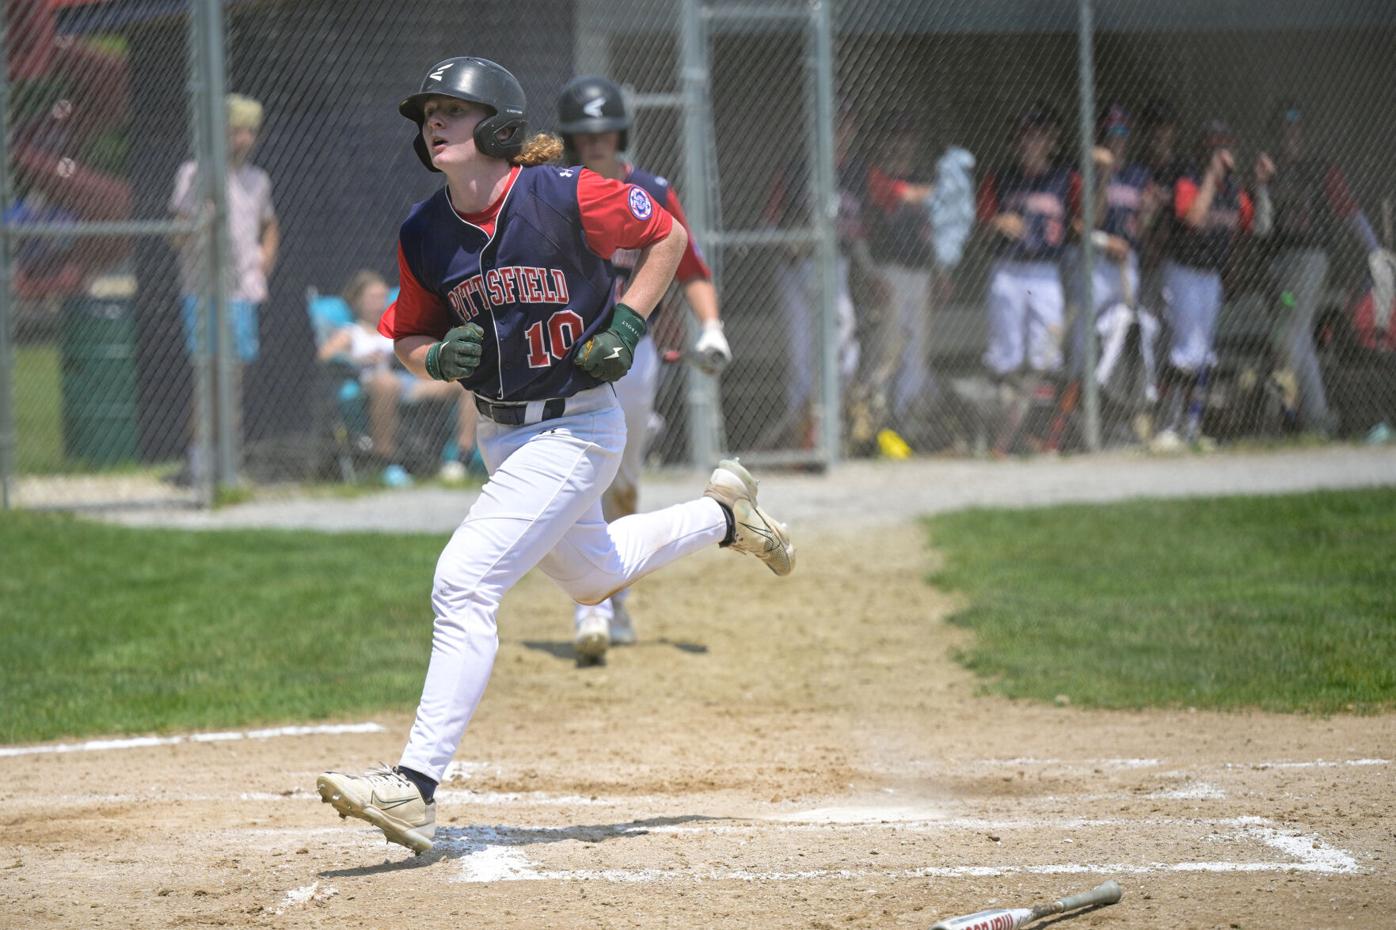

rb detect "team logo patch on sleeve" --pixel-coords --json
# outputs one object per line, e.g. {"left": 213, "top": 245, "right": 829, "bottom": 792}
{"left": 627, "top": 186, "right": 654, "bottom": 220}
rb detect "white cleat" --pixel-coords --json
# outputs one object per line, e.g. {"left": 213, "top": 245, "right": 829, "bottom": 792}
{"left": 574, "top": 606, "right": 610, "bottom": 662}
{"left": 316, "top": 764, "right": 436, "bottom": 855}
{"left": 609, "top": 599, "right": 637, "bottom": 646}
{"left": 705, "top": 458, "right": 795, "bottom": 576}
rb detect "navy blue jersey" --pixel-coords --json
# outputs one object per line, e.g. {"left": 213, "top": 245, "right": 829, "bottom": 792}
{"left": 381, "top": 164, "right": 673, "bottom": 401}
{"left": 606, "top": 163, "right": 712, "bottom": 317}
{"left": 1100, "top": 163, "right": 1153, "bottom": 248}
{"left": 979, "top": 166, "right": 1078, "bottom": 262}
{"left": 1168, "top": 165, "right": 1253, "bottom": 270}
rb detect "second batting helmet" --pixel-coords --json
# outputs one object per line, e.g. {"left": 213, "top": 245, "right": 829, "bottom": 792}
{"left": 399, "top": 57, "right": 528, "bottom": 170}
{"left": 556, "top": 76, "right": 630, "bottom": 151}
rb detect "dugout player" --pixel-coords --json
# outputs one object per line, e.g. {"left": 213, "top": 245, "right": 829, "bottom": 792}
{"left": 555, "top": 75, "right": 731, "bottom": 661}
{"left": 316, "top": 57, "right": 794, "bottom": 855}
{"left": 977, "top": 105, "right": 1076, "bottom": 443}
{"left": 1154, "top": 119, "right": 1273, "bottom": 449}
{"left": 1263, "top": 101, "right": 1390, "bottom": 436}
{"left": 1069, "top": 105, "right": 1163, "bottom": 418}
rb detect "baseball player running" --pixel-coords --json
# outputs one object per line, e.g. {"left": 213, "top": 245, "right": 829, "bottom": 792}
{"left": 316, "top": 57, "right": 792, "bottom": 855}
{"left": 554, "top": 75, "right": 732, "bottom": 662}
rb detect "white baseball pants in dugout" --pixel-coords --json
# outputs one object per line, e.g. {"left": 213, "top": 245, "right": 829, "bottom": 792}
{"left": 398, "top": 385, "right": 727, "bottom": 779}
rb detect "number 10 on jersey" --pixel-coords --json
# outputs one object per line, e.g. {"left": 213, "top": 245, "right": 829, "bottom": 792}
{"left": 525, "top": 309, "right": 585, "bottom": 368}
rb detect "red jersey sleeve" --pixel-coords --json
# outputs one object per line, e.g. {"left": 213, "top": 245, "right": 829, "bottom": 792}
{"left": 577, "top": 169, "right": 674, "bottom": 260}
{"left": 1324, "top": 164, "right": 1359, "bottom": 218}
{"left": 379, "top": 241, "right": 452, "bottom": 340}
{"left": 867, "top": 165, "right": 910, "bottom": 214}
{"left": 1174, "top": 177, "right": 1199, "bottom": 220}
{"left": 976, "top": 173, "right": 999, "bottom": 223}
{"left": 663, "top": 188, "right": 713, "bottom": 283}
{"left": 1238, "top": 190, "right": 1254, "bottom": 233}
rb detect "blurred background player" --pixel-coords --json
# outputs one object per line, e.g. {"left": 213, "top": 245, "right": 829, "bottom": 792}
{"left": 1135, "top": 98, "right": 1184, "bottom": 370}
{"left": 1154, "top": 119, "right": 1273, "bottom": 450}
{"left": 1067, "top": 105, "right": 1163, "bottom": 439}
{"left": 861, "top": 114, "right": 936, "bottom": 443}
{"left": 1261, "top": 101, "right": 1391, "bottom": 436}
{"left": 977, "top": 104, "right": 1075, "bottom": 451}
{"left": 555, "top": 75, "right": 732, "bottom": 661}
{"left": 316, "top": 269, "right": 478, "bottom": 485}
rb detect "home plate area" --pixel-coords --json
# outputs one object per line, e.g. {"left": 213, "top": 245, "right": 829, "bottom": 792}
{"left": 288, "top": 755, "right": 1371, "bottom": 889}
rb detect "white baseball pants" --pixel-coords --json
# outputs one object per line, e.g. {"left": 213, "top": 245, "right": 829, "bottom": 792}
{"left": 776, "top": 256, "right": 860, "bottom": 425}
{"left": 399, "top": 385, "right": 727, "bottom": 779}
{"left": 984, "top": 259, "right": 1065, "bottom": 375}
{"left": 1161, "top": 260, "right": 1223, "bottom": 373}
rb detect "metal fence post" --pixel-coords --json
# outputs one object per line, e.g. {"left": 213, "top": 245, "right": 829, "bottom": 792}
{"left": 1077, "top": 0, "right": 1101, "bottom": 451}
{"left": 680, "top": 0, "right": 720, "bottom": 468}
{"left": 810, "top": 0, "right": 839, "bottom": 467}
{"left": 0, "top": 0, "right": 13, "bottom": 509}
{"left": 201, "top": 0, "right": 235, "bottom": 489}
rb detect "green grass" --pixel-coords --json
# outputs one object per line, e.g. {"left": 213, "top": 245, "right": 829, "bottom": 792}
{"left": 0, "top": 511, "right": 447, "bottom": 743}
{"left": 14, "top": 343, "right": 64, "bottom": 472}
{"left": 928, "top": 488, "right": 1396, "bottom": 713}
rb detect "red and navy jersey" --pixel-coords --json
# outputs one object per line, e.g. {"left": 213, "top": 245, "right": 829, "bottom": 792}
{"left": 1099, "top": 163, "right": 1153, "bottom": 249}
{"left": 379, "top": 164, "right": 673, "bottom": 401}
{"left": 1271, "top": 157, "right": 1359, "bottom": 249}
{"left": 978, "top": 165, "right": 1078, "bottom": 261}
{"left": 614, "top": 163, "right": 711, "bottom": 290}
{"left": 1168, "top": 165, "right": 1253, "bottom": 270}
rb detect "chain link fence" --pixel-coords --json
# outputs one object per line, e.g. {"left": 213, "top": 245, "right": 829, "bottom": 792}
{"left": 4, "top": 0, "right": 1394, "bottom": 509}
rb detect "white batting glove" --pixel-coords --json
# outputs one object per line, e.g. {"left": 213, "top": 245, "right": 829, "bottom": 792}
{"left": 1369, "top": 249, "right": 1396, "bottom": 333}
{"left": 693, "top": 320, "right": 732, "bottom": 376}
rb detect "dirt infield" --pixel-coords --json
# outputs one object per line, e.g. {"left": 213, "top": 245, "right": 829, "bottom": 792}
{"left": 3, "top": 522, "right": 1393, "bottom": 929}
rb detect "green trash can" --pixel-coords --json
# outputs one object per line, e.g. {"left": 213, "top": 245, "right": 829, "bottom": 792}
{"left": 60, "top": 276, "right": 139, "bottom": 466}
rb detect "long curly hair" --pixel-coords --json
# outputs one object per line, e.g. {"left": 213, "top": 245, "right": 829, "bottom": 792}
{"left": 512, "top": 132, "right": 565, "bottom": 167}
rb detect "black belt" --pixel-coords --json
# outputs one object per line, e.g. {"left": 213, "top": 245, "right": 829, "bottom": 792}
{"left": 474, "top": 395, "right": 567, "bottom": 426}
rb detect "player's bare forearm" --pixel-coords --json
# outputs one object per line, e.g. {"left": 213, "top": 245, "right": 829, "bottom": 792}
{"left": 618, "top": 223, "right": 688, "bottom": 319}
{"left": 682, "top": 278, "right": 720, "bottom": 326}
{"left": 261, "top": 219, "right": 281, "bottom": 278}
{"left": 1184, "top": 175, "right": 1219, "bottom": 229}
{"left": 394, "top": 334, "right": 437, "bottom": 380}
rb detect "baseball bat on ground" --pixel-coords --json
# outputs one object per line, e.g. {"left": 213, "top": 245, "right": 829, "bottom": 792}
{"left": 930, "top": 879, "right": 1123, "bottom": 930}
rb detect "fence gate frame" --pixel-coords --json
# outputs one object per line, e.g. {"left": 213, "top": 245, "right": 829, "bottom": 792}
{"left": 677, "top": 0, "right": 840, "bottom": 470}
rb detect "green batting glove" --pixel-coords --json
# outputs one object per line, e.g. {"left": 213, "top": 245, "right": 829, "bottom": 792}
{"left": 577, "top": 303, "right": 647, "bottom": 382}
{"left": 425, "top": 323, "right": 485, "bottom": 381}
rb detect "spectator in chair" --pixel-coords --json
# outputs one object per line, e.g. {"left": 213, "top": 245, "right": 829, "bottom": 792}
{"left": 319, "top": 270, "right": 478, "bottom": 484}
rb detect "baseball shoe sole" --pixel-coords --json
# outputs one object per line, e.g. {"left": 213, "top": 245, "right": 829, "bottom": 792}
{"left": 316, "top": 765, "right": 436, "bottom": 855}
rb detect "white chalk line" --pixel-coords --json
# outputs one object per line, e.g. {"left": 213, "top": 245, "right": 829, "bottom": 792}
{"left": 0, "top": 722, "right": 386, "bottom": 758}
{"left": 274, "top": 880, "right": 337, "bottom": 914}
{"left": 1226, "top": 758, "right": 1390, "bottom": 770}
{"left": 873, "top": 757, "right": 1390, "bottom": 776}
{"left": 446, "top": 817, "right": 1359, "bottom": 883}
